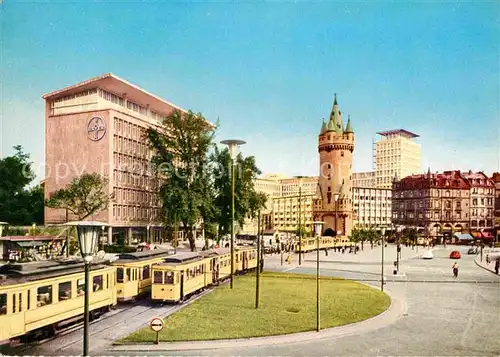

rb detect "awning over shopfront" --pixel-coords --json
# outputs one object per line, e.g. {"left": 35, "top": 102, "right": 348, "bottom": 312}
{"left": 471, "top": 232, "right": 482, "bottom": 239}
{"left": 454, "top": 233, "right": 473, "bottom": 240}
{"left": 481, "top": 232, "right": 494, "bottom": 239}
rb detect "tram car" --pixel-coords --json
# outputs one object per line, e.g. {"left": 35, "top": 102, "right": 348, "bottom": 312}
{"left": 0, "top": 259, "right": 116, "bottom": 345}
{"left": 151, "top": 252, "right": 208, "bottom": 303}
{"left": 112, "top": 249, "right": 172, "bottom": 301}
{"left": 151, "top": 247, "right": 257, "bottom": 303}
{"left": 296, "top": 236, "right": 354, "bottom": 253}
{"left": 235, "top": 246, "right": 258, "bottom": 272}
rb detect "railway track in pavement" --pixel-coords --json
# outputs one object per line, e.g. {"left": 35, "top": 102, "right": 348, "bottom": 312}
{"left": 5, "top": 286, "right": 216, "bottom": 356}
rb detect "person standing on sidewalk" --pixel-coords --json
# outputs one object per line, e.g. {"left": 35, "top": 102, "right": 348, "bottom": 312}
{"left": 452, "top": 262, "right": 459, "bottom": 278}
{"left": 495, "top": 259, "right": 499, "bottom": 275}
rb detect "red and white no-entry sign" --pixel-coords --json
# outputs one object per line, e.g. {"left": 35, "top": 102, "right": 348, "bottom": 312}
{"left": 150, "top": 317, "right": 164, "bottom": 332}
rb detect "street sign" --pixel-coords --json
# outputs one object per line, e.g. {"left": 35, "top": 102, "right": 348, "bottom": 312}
{"left": 150, "top": 317, "right": 164, "bottom": 332}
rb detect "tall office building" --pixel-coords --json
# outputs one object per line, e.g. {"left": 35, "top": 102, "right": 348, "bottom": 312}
{"left": 375, "top": 129, "right": 421, "bottom": 188}
{"left": 44, "top": 73, "right": 187, "bottom": 244}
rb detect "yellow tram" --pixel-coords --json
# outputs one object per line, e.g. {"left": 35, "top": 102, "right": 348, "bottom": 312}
{"left": 151, "top": 252, "right": 208, "bottom": 303}
{"left": 0, "top": 259, "right": 116, "bottom": 345}
{"left": 151, "top": 247, "right": 258, "bottom": 303}
{"left": 112, "top": 249, "right": 172, "bottom": 301}
{"left": 235, "top": 246, "right": 258, "bottom": 272}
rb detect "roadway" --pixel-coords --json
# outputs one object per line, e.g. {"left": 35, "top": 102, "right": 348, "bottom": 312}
{"left": 12, "top": 246, "right": 500, "bottom": 356}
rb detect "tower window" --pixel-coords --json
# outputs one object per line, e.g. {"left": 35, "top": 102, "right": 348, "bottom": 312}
{"left": 328, "top": 186, "right": 331, "bottom": 192}
{"left": 341, "top": 151, "right": 344, "bottom": 157}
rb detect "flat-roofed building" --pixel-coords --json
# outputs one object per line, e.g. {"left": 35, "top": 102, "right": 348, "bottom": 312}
{"left": 353, "top": 187, "right": 392, "bottom": 229}
{"left": 376, "top": 129, "right": 421, "bottom": 189}
{"left": 43, "top": 73, "right": 186, "bottom": 244}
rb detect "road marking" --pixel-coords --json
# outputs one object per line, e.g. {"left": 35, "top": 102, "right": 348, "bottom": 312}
{"left": 283, "top": 267, "right": 296, "bottom": 272}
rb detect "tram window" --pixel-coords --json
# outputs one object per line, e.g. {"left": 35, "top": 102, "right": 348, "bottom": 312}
{"left": 19, "top": 293, "right": 22, "bottom": 312}
{"left": 77, "top": 279, "right": 85, "bottom": 296}
{"left": 153, "top": 271, "right": 163, "bottom": 284}
{"left": 59, "top": 281, "right": 72, "bottom": 300}
{"left": 126, "top": 268, "right": 131, "bottom": 282}
{"left": 117, "top": 268, "right": 124, "bottom": 283}
{"left": 164, "top": 271, "right": 174, "bottom": 284}
{"left": 106, "top": 274, "right": 109, "bottom": 289}
{"left": 27, "top": 290, "right": 30, "bottom": 310}
{"left": 12, "top": 294, "right": 16, "bottom": 313}
{"left": 93, "top": 275, "right": 103, "bottom": 292}
{"left": 37, "top": 285, "right": 52, "bottom": 307}
{"left": 143, "top": 265, "right": 150, "bottom": 279}
{"left": 0, "top": 294, "right": 6, "bottom": 315}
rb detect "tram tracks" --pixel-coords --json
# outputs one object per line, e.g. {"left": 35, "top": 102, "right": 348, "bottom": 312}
{"left": 10, "top": 286, "right": 216, "bottom": 356}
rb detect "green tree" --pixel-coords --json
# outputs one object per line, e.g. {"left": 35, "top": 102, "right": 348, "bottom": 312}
{"left": 211, "top": 147, "right": 266, "bottom": 238}
{"left": 348, "top": 228, "right": 362, "bottom": 254}
{"left": 0, "top": 145, "right": 44, "bottom": 225}
{"left": 365, "top": 228, "right": 380, "bottom": 249}
{"left": 147, "top": 109, "right": 215, "bottom": 251}
{"left": 45, "top": 173, "right": 114, "bottom": 220}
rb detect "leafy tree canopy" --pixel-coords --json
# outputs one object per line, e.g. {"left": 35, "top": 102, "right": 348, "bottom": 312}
{"left": 45, "top": 172, "right": 114, "bottom": 220}
{"left": 147, "top": 110, "right": 215, "bottom": 251}
{"left": 0, "top": 145, "right": 44, "bottom": 225}
{"left": 211, "top": 146, "right": 266, "bottom": 238}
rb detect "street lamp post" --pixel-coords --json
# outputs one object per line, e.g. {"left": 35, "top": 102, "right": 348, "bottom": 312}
{"left": 255, "top": 209, "right": 261, "bottom": 309}
{"left": 381, "top": 226, "right": 386, "bottom": 291}
{"left": 65, "top": 221, "right": 107, "bottom": 357}
{"left": 313, "top": 221, "right": 324, "bottom": 332}
{"left": 298, "top": 179, "right": 303, "bottom": 265}
{"left": 396, "top": 225, "right": 402, "bottom": 274}
{"left": 221, "top": 139, "right": 246, "bottom": 289}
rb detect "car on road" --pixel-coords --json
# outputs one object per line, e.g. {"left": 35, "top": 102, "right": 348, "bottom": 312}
{"left": 467, "top": 247, "right": 478, "bottom": 255}
{"left": 422, "top": 250, "right": 434, "bottom": 259}
{"left": 450, "top": 250, "right": 461, "bottom": 259}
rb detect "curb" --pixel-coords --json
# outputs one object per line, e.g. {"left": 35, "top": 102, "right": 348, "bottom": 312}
{"left": 109, "top": 285, "right": 404, "bottom": 352}
{"left": 474, "top": 254, "right": 498, "bottom": 275}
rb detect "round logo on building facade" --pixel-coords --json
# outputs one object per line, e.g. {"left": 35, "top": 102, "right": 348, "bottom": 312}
{"left": 87, "top": 117, "right": 106, "bottom": 141}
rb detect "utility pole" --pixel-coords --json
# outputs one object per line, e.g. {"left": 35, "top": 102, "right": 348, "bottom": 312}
{"left": 255, "top": 210, "right": 261, "bottom": 309}
{"left": 298, "top": 181, "right": 302, "bottom": 265}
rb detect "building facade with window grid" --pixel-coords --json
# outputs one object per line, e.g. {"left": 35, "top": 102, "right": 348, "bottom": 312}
{"left": 242, "top": 175, "right": 392, "bottom": 235}
{"left": 392, "top": 170, "right": 495, "bottom": 242}
{"left": 44, "top": 73, "right": 187, "bottom": 244}
{"left": 375, "top": 129, "right": 421, "bottom": 189}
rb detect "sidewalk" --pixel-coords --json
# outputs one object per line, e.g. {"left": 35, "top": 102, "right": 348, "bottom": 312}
{"left": 475, "top": 254, "right": 499, "bottom": 275}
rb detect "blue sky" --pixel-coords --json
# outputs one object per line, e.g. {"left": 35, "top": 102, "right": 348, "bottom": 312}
{"left": 1, "top": 1, "right": 499, "bottom": 182}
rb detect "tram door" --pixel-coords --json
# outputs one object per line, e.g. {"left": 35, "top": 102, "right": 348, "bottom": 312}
{"left": 243, "top": 252, "right": 247, "bottom": 270}
{"left": 211, "top": 258, "right": 217, "bottom": 284}
{"left": 180, "top": 271, "right": 184, "bottom": 300}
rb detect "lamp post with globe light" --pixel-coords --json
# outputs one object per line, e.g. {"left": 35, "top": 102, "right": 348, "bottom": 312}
{"left": 220, "top": 139, "right": 246, "bottom": 289}
{"left": 313, "top": 221, "right": 324, "bottom": 332}
{"left": 65, "top": 221, "right": 108, "bottom": 357}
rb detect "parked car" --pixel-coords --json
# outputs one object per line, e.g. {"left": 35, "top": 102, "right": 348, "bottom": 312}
{"left": 450, "top": 250, "right": 461, "bottom": 259}
{"left": 422, "top": 250, "right": 434, "bottom": 259}
{"left": 467, "top": 247, "right": 478, "bottom": 255}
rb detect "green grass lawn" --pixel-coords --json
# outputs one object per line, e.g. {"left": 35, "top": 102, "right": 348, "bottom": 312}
{"left": 121, "top": 272, "right": 390, "bottom": 342}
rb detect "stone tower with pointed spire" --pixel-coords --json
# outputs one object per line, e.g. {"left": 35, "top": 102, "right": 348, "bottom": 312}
{"left": 313, "top": 94, "right": 355, "bottom": 237}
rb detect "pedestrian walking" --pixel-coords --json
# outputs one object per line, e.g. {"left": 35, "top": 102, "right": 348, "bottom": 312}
{"left": 495, "top": 259, "right": 499, "bottom": 275}
{"left": 452, "top": 262, "right": 459, "bottom": 278}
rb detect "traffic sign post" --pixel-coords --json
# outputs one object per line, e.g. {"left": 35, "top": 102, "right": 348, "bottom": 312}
{"left": 149, "top": 317, "right": 164, "bottom": 344}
